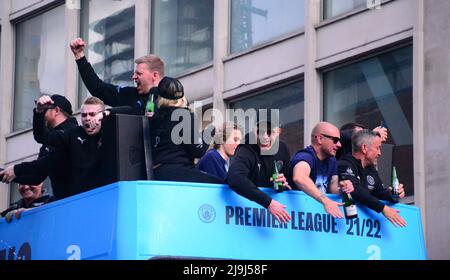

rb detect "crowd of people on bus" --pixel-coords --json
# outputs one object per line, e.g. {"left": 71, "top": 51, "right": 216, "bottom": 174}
{"left": 0, "top": 38, "right": 406, "bottom": 227}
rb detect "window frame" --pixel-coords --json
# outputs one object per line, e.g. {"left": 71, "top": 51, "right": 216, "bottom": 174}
{"left": 11, "top": 1, "right": 66, "bottom": 133}
{"left": 321, "top": 42, "right": 414, "bottom": 199}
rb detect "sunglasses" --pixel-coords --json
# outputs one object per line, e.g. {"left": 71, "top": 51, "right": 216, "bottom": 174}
{"left": 320, "top": 133, "right": 341, "bottom": 144}
{"left": 81, "top": 112, "right": 101, "bottom": 118}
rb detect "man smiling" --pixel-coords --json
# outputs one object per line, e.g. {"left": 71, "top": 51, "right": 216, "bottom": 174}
{"left": 0, "top": 182, "right": 53, "bottom": 222}
{"left": 227, "top": 112, "right": 292, "bottom": 225}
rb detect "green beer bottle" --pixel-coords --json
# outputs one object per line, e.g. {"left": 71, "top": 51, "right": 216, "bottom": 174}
{"left": 391, "top": 166, "right": 400, "bottom": 199}
{"left": 342, "top": 192, "right": 358, "bottom": 219}
{"left": 146, "top": 98, "right": 155, "bottom": 113}
{"left": 272, "top": 160, "right": 283, "bottom": 193}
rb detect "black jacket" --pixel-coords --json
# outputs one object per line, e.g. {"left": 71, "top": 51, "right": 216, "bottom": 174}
{"left": 1, "top": 195, "right": 54, "bottom": 217}
{"left": 34, "top": 107, "right": 132, "bottom": 196}
{"left": 336, "top": 129, "right": 353, "bottom": 160}
{"left": 76, "top": 56, "right": 157, "bottom": 115}
{"left": 337, "top": 154, "right": 398, "bottom": 213}
{"left": 13, "top": 112, "right": 78, "bottom": 199}
{"left": 149, "top": 107, "right": 209, "bottom": 167}
{"left": 227, "top": 138, "right": 292, "bottom": 208}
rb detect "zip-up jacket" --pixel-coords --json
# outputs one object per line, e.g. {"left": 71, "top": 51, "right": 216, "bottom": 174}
{"left": 13, "top": 112, "right": 78, "bottom": 199}
{"left": 34, "top": 106, "right": 133, "bottom": 196}
{"left": 227, "top": 137, "right": 292, "bottom": 208}
{"left": 337, "top": 154, "right": 398, "bottom": 213}
{"left": 1, "top": 195, "right": 54, "bottom": 217}
{"left": 76, "top": 56, "right": 157, "bottom": 115}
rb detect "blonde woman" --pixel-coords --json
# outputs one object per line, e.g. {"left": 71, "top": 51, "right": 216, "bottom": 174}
{"left": 149, "top": 77, "right": 223, "bottom": 184}
{"left": 197, "top": 122, "right": 242, "bottom": 179}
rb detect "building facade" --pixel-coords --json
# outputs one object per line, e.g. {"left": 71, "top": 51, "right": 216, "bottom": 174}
{"left": 0, "top": 0, "right": 449, "bottom": 259}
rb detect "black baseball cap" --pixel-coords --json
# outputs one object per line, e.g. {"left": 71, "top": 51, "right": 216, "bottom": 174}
{"left": 157, "top": 77, "right": 184, "bottom": 100}
{"left": 50, "top": 94, "right": 73, "bottom": 115}
{"left": 256, "top": 110, "right": 281, "bottom": 131}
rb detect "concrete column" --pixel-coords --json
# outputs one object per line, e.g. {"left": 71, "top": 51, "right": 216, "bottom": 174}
{"left": 211, "top": 0, "right": 228, "bottom": 126}
{"left": 64, "top": 0, "right": 80, "bottom": 107}
{"left": 0, "top": 0, "right": 12, "bottom": 212}
{"left": 135, "top": 0, "right": 150, "bottom": 59}
{"left": 304, "top": 0, "right": 321, "bottom": 145}
{"left": 412, "top": 0, "right": 426, "bottom": 244}
{"left": 422, "top": 0, "right": 450, "bottom": 259}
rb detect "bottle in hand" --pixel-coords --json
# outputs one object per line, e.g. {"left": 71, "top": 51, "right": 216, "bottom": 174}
{"left": 391, "top": 166, "right": 400, "bottom": 199}
{"left": 272, "top": 160, "right": 283, "bottom": 193}
{"left": 146, "top": 99, "right": 155, "bottom": 113}
{"left": 342, "top": 192, "right": 358, "bottom": 219}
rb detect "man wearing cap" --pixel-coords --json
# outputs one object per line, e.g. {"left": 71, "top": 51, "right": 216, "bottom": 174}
{"left": 70, "top": 38, "right": 164, "bottom": 116}
{"left": 227, "top": 112, "right": 293, "bottom": 225}
{"left": 149, "top": 77, "right": 223, "bottom": 184}
{"left": 290, "top": 122, "right": 354, "bottom": 219}
{"left": 32, "top": 96, "right": 133, "bottom": 196}
{"left": 0, "top": 94, "right": 78, "bottom": 200}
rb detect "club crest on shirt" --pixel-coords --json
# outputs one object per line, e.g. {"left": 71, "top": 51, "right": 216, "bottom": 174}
{"left": 367, "top": 175, "right": 375, "bottom": 190}
{"left": 367, "top": 175, "right": 375, "bottom": 185}
{"left": 344, "top": 167, "right": 355, "bottom": 176}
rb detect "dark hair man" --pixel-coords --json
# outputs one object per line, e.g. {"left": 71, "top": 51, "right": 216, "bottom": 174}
{"left": 227, "top": 114, "right": 292, "bottom": 225}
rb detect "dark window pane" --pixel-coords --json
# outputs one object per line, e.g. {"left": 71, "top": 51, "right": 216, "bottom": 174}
{"left": 323, "top": 0, "right": 367, "bottom": 19}
{"left": 78, "top": 0, "right": 135, "bottom": 107}
{"left": 324, "top": 46, "right": 413, "bottom": 196}
{"left": 231, "top": 0, "right": 305, "bottom": 54}
{"left": 14, "top": 5, "right": 66, "bottom": 131}
{"left": 151, "top": 0, "right": 213, "bottom": 76}
{"left": 230, "top": 81, "right": 304, "bottom": 154}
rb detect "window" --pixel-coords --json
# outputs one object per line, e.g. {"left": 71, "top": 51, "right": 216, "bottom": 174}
{"left": 78, "top": 0, "right": 135, "bottom": 107}
{"left": 151, "top": 0, "right": 213, "bottom": 76}
{"left": 323, "top": 0, "right": 367, "bottom": 19}
{"left": 323, "top": 46, "right": 413, "bottom": 195}
{"left": 230, "top": 0, "right": 305, "bottom": 54}
{"left": 229, "top": 81, "right": 305, "bottom": 155}
{"left": 13, "top": 5, "right": 66, "bottom": 131}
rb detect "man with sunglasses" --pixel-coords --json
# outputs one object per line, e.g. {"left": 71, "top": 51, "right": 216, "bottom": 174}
{"left": 33, "top": 96, "right": 132, "bottom": 196}
{"left": 70, "top": 38, "right": 164, "bottom": 117}
{"left": 0, "top": 94, "right": 78, "bottom": 200}
{"left": 290, "top": 122, "right": 354, "bottom": 219}
{"left": 228, "top": 113, "right": 293, "bottom": 225}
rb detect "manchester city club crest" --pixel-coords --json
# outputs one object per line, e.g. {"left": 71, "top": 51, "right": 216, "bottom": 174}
{"left": 198, "top": 204, "right": 216, "bottom": 223}
{"left": 367, "top": 175, "right": 376, "bottom": 185}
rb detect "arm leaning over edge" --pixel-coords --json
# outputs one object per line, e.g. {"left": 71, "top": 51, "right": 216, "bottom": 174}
{"left": 292, "top": 162, "right": 344, "bottom": 219}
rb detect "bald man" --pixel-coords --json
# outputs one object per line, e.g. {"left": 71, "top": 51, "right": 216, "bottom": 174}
{"left": 290, "top": 122, "right": 353, "bottom": 218}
